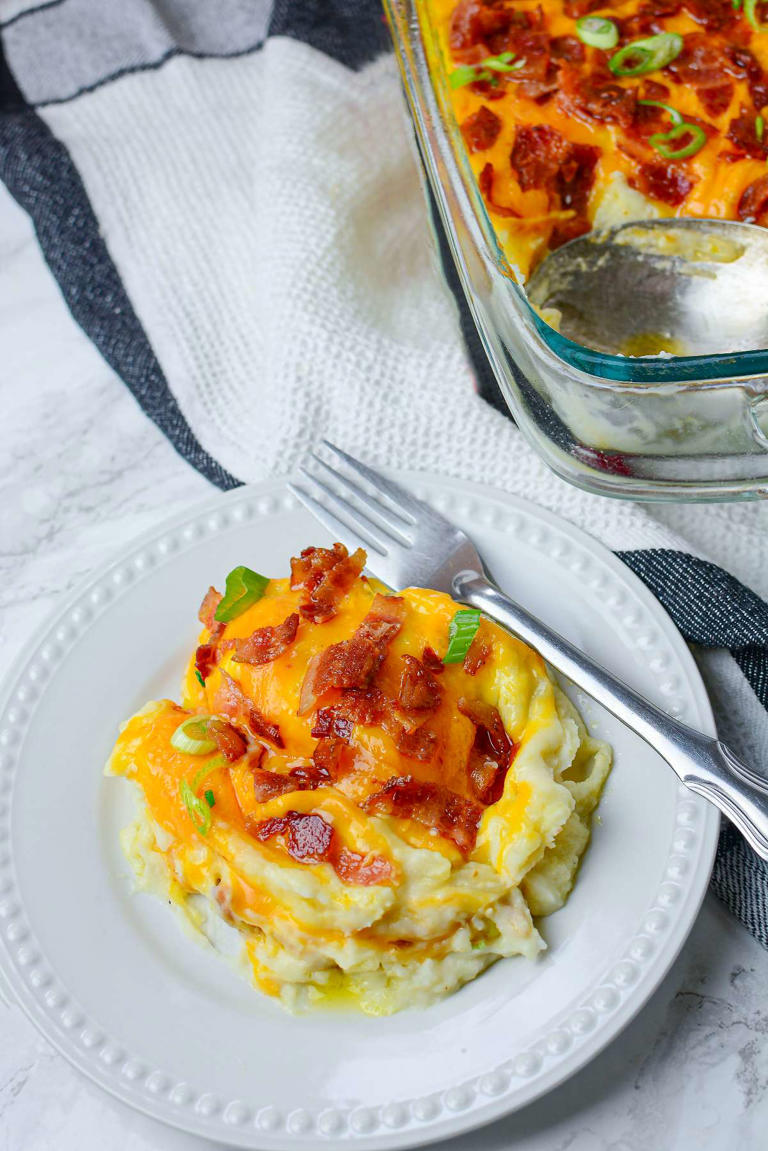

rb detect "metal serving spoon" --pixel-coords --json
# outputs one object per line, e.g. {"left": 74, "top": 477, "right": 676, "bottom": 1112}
{"left": 526, "top": 218, "right": 768, "bottom": 357}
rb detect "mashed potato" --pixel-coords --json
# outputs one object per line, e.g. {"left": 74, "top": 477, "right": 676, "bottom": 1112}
{"left": 107, "top": 545, "right": 611, "bottom": 1015}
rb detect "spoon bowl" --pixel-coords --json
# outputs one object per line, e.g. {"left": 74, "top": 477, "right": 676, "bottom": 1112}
{"left": 526, "top": 217, "right": 768, "bottom": 358}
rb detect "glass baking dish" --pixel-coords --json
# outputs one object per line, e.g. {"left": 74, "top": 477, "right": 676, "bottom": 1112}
{"left": 384, "top": 0, "right": 768, "bottom": 501}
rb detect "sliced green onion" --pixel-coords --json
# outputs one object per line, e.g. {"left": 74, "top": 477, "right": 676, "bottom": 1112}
{"left": 170, "top": 715, "right": 217, "bottom": 755}
{"left": 448, "top": 51, "right": 525, "bottom": 89}
{"left": 744, "top": 0, "right": 768, "bottom": 29}
{"left": 575, "top": 15, "right": 619, "bottom": 49}
{"left": 649, "top": 121, "right": 707, "bottom": 159}
{"left": 443, "top": 609, "right": 482, "bottom": 664}
{"left": 757, "top": 114, "right": 765, "bottom": 141}
{"left": 194, "top": 668, "right": 206, "bottom": 688}
{"left": 734, "top": 0, "right": 743, "bottom": 8}
{"left": 204, "top": 789, "right": 215, "bottom": 808}
{"left": 214, "top": 566, "right": 270, "bottom": 623}
{"left": 192, "top": 755, "right": 227, "bottom": 789}
{"left": 180, "top": 779, "right": 211, "bottom": 835}
{"left": 637, "top": 98, "right": 684, "bottom": 126}
{"left": 609, "top": 32, "right": 683, "bottom": 77}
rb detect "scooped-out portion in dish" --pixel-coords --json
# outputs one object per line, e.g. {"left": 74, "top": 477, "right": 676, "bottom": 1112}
{"left": 430, "top": 0, "right": 768, "bottom": 280}
{"left": 107, "top": 544, "right": 611, "bottom": 1015}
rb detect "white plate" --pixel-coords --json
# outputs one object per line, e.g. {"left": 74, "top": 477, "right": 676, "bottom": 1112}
{"left": 0, "top": 474, "right": 718, "bottom": 1150}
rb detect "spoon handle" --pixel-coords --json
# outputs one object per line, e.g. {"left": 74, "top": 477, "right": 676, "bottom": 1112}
{"left": 454, "top": 572, "right": 768, "bottom": 859}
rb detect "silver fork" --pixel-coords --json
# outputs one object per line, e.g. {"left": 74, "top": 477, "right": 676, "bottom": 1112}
{"left": 288, "top": 441, "right": 768, "bottom": 861}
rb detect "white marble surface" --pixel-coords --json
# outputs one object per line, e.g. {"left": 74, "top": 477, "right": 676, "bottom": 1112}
{"left": 2, "top": 183, "right": 768, "bottom": 1150}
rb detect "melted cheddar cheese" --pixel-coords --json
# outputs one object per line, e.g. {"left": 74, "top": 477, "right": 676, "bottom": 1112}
{"left": 107, "top": 549, "right": 611, "bottom": 1015}
{"left": 429, "top": 0, "right": 768, "bottom": 279}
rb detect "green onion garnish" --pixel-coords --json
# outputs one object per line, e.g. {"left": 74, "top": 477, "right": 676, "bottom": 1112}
{"left": 649, "top": 121, "right": 707, "bottom": 159}
{"left": 575, "top": 15, "right": 619, "bottom": 49}
{"left": 214, "top": 566, "right": 269, "bottom": 623}
{"left": 448, "top": 51, "right": 525, "bottom": 89}
{"left": 443, "top": 609, "right": 482, "bottom": 664}
{"left": 170, "top": 715, "right": 217, "bottom": 756}
{"left": 733, "top": 0, "right": 743, "bottom": 8}
{"left": 609, "top": 32, "right": 683, "bottom": 77}
{"left": 192, "top": 755, "right": 227, "bottom": 789}
{"left": 194, "top": 668, "right": 205, "bottom": 688}
{"left": 637, "top": 99, "right": 684, "bottom": 127}
{"left": 757, "top": 114, "right": 765, "bottom": 141}
{"left": 204, "top": 789, "right": 215, "bottom": 808}
{"left": 744, "top": 0, "right": 768, "bottom": 29}
{"left": 180, "top": 779, "right": 212, "bottom": 835}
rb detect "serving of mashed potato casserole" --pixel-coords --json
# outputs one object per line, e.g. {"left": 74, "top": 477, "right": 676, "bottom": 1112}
{"left": 107, "top": 544, "right": 611, "bottom": 1016}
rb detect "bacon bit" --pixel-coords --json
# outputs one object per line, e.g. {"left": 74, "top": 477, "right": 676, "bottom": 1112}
{"left": 642, "top": 80, "right": 671, "bottom": 102}
{"left": 393, "top": 723, "right": 439, "bottom": 761}
{"left": 198, "top": 587, "right": 222, "bottom": 630}
{"left": 289, "top": 543, "right": 366, "bottom": 624}
{"left": 729, "top": 46, "right": 768, "bottom": 113}
{"left": 563, "top": 0, "right": 603, "bottom": 15}
{"left": 559, "top": 69, "right": 636, "bottom": 129}
{"left": 681, "top": 0, "right": 736, "bottom": 31}
{"left": 461, "top": 105, "right": 502, "bottom": 153}
{"left": 549, "top": 35, "right": 584, "bottom": 64}
{"left": 251, "top": 762, "right": 332, "bottom": 803}
{"left": 478, "top": 163, "right": 521, "bottom": 217}
{"left": 213, "top": 670, "right": 284, "bottom": 748}
{"left": 449, "top": 0, "right": 511, "bottom": 59}
{"left": 696, "top": 83, "right": 733, "bottom": 118}
{"left": 363, "top": 777, "right": 483, "bottom": 856}
{"left": 505, "top": 33, "right": 560, "bottom": 102}
{"left": 312, "top": 736, "right": 349, "bottom": 777}
{"left": 422, "top": 647, "right": 444, "bottom": 675}
{"left": 458, "top": 698, "right": 515, "bottom": 805}
{"left": 617, "top": 0, "right": 681, "bottom": 39}
{"left": 195, "top": 642, "right": 219, "bottom": 681}
{"left": 727, "top": 106, "right": 768, "bottom": 160}
{"left": 738, "top": 173, "right": 768, "bottom": 225}
{"left": 632, "top": 162, "right": 694, "bottom": 207}
{"left": 252, "top": 810, "right": 393, "bottom": 884}
{"left": 208, "top": 718, "right": 247, "bottom": 762}
{"left": 463, "top": 636, "right": 491, "bottom": 676}
{"left": 556, "top": 142, "right": 599, "bottom": 216}
{"left": 510, "top": 124, "right": 570, "bottom": 192}
{"left": 298, "top": 595, "right": 406, "bottom": 715}
{"left": 311, "top": 708, "right": 354, "bottom": 741}
{"left": 232, "top": 612, "right": 299, "bottom": 666}
{"left": 397, "top": 655, "right": 442, "bottom": 712}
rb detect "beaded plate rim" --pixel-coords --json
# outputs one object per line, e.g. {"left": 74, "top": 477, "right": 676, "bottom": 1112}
{"left": 0, "top": 474, "right": 719, "bottom": 1150}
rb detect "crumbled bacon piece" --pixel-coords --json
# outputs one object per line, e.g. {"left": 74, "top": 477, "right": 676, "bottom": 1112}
{"left": 478, "top": 163, "right": 521, "bottom": 217}
{"left": 397, "top": 654, "right": 442, "bottom": 712}
{"left": 208, "top": 718, "right": 247, "bottom": 762}
{"left": 422, "top": 647, "right": 444, "bottom": 675}
{"left": 232, "top": 613, "right": 299, "bottom": 666}
{"left": 633, "top": 162, "right": 694, "bottom": 207}
{"left": 251, "top": 762, "right": 332, "bottom": 803}
{"left": 252, "top": 810, "right": 393, "bottom": 884}
{"left": 198, "top": 586, "right": 222, "bottom": 630}
{"left": 727, "top": 106, "right": 768, "bottom": 160}
{"left": 642, "top": 80, "right": 671, "bottom": 102}
{"left": 212, "top": 670, "right": 284, "bottom": 748}
{"left": 738, "top": 174, "right": 768, "bottom": 225}
{"left": 729, "top": 46, "right": 768, "bottom": 112}
{"left": 510, "top": 124, "right": 570, "bottom": 192}
{"left": 463, "top": 636, "right": 491, "bottom": 675}
{"left": 681, "top": 0, "right": 736, "bottom": 30}
{"left": 461, "top": 105, "right": 502, "bottom": 153}
{"left": 696, "top": 83, "right": 733, "bottom": 118}
{"left": 289, "top": 543, "right": 366, "bottom": 624}
{"left": 549, "top": 35, "right": 584, "bottom": 64}
{"left": 363, "top": 777, "right": 483, "bottom": 856}
{"left": 312, "top": 736, "right": 349, "bottom": 777}
{"left": 504, "top": 33, "right": 559, "bottom": 102}
{"left": 298, "top": 595, "right": 406, "bottom": 714}
{"left": 195, "top": 642, "right": 219, "bottom": 682}
{"left": 311, "top": 708, "right": 354, "bottom": 741}
{"left": 458, "top": 697, "right": 516, "bottom": 805}
{"left": 449, "top": 0, "right": 512, "bottom": 60}
{"left": 393, "top": 722, "right": 439, "bottom": 762}
{"left": 559, "top": 69, "right": 636, "bottom": 128}
{"left": 556, "top": 142, "right": 600, "bottom": 217}
{"left": 617, "top": 0, "right": 681, "bottom": 39}
{"left": 563, "top": 0, "right": 603, "bottom": 15}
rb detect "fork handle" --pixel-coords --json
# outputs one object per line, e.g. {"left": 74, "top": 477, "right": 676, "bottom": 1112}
{"left": 454, "top": 571, "right": 768, "bottom": 860}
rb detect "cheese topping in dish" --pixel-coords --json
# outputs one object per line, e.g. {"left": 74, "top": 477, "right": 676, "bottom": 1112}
{"left": 107, "top": 544, "right": 611, "bottom": 1015}
{"left": 430, "top": 0, "right": 768, "bottom": 278}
